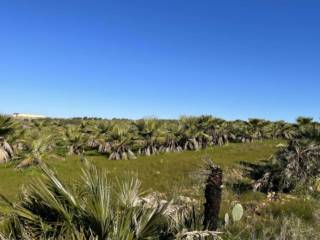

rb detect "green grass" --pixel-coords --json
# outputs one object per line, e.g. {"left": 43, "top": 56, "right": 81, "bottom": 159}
{"left": 0, "top": 140, "right": 282, "bottom": 202}
{"left": 2, "top": 139, "right": 320, "bottom": 236}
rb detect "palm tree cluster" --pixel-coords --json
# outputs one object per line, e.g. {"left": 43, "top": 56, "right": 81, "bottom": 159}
{"left": 1, "top": 115, "right": 319, "bottom": 166}
{"left": 0, "top": 160, "right": 222, "bottom": 240}
{"left": 243, "top": 120, "right": 320, "bottom": 193}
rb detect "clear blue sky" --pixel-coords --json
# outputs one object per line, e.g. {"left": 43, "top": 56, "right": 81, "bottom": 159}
{"left": 0, "top": 0, "right": 319, "bottom": 121}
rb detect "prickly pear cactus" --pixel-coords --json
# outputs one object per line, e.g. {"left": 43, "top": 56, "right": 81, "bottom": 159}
{"left": 224, "top": 213, "right": 230, "bottom": 225}
{"left": 231, "top": 203, "right": 243, "bottom": 222}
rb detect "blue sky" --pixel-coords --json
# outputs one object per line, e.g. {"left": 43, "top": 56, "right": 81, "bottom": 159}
{"left": 0, "top": 0, "right": 319, "bottom": 121}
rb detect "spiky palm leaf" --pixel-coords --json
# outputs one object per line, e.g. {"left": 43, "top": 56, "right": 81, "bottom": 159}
{"left": 1, "top": 160, "right": 196, "bottom": 239}
{"left": 16, "top": 135, "right": 52, "bottom": 169}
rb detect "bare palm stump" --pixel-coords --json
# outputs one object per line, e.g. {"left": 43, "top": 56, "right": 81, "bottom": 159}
{"left": 203, "top": 164, "right": 223, "bottom": 231}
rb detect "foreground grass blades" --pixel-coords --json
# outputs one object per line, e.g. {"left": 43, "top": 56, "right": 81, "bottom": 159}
{"left": 1, "top": 160, "right": 219, "bottom": 239}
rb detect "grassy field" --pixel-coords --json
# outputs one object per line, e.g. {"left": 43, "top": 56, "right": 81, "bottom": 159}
{"left": 2, "top": 139, "right": 320, "bottom": 237}
{"left": 0, "top": 140, "right": 282, "bottom": 202}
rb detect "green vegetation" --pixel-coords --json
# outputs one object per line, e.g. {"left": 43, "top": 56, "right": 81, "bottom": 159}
{"left": 0, "top": 115, "right": 320, "bottom": 239}
{"left": 1, "top": 161, "right": 186, "bottom": 239}
{"left": 0, "top": 140, "right": 280, "bottom": 201}
{"left": 244, "top": 123, "right": 320, "bottom": 193}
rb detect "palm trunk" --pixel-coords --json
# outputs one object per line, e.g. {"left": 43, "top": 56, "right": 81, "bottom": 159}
{"left": 203, "top": 164, "right": 223, "bottom": 231}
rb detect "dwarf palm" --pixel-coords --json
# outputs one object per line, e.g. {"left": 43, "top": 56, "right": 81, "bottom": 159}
{"left": 247, "top": 118, "right": 271, "bottom": 141}
{"left": 296, "top": 117, "right": 313, "bottom": 126}
{"left": 0, "top": 160, "right": 174, "bottom": 239}
{"left": 0, "top": 116, "right": 15, "bottom": 163}
{"left": 65, "top": 126, "right": 87, "bottom": 155}
{"left": 246, "top": 134, "right": 320, "bottom": 192}
{"left": 133, "top": 119, "right": 162, "bottom": 156}
{"left": 273, "top": 121, "right": 296, "bottom": 140}
{"left": 107, "top": 124, "right": 136, "bottom": 160}
{"left": 16, "top": 135, "right": 52, "bottom": 169}
{"left": 231, "top": 120, "right": 252, "bottom": 143}
{"left": 159, "top": 122, "right": 183, "bottom": 153}
{"left": 195, "top": 115, "right": 215, "bottom": 147}
{"left": 179, "top": 116, "right": 211, "bottom": 151}
{"left": 207, "top": 118, "right": 230, "bottom": 146}
{"left": 94, "top": 122, "right": 114, "bottom": 153}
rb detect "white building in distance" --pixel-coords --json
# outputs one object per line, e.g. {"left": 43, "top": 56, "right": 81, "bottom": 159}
{"left": 12, "top": 113, "right": 46, "bottom": 119}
